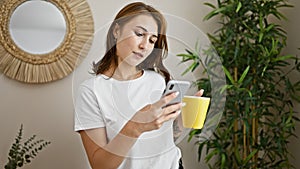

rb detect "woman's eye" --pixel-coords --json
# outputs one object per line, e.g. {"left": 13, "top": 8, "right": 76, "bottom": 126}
{"left": 149, "top": 37, "right": 157, "bottom": 44}
{"left": 149, "top": 39, "right": 156, "bottom": 44}
{"left": 135, "top": 31, "right": 143, "bottom": 37}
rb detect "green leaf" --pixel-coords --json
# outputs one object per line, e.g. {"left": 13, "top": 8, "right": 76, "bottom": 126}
{"left": 17, "top": 162, "right": 23, "bottom": 167}
{"left": 221, "top": 84, "right": 233, "bottom": 93}
{"left": 205, "top": 149, "right": 219, "bottom": 162}
{"left": 234, "top": 148, "right": 242, "bottom": 165}
{"left": 259, "top": 32, "right": 264, "bottom": 43}
{"left": 177, "top": 53, "right": 193, "bottom": 62}
{"left": 181, "top": 61, "right": 199, "bottom": 75}
{"left": 204, "top": 7, "right": 227, "bottom": 20}
{"left": 197, "top": 142, "right": 206, "bottom": 161}
{"left": 221, "top": 153, "right": 226, "bottom": 169}
{"left": 177, "top": 53, "right": 191, "bottom": 58}
{"left": 244, "top": 149, "right": 258, "bottom": 164}
{"left": 272, "top": 55, "right": 294, "bottom": 62}
{"left": 265, "top": 24, "right": 275, "bottom": 32}
{"left": 236, "top": 2, "right": 242, "bottom": 13}
{"left": 238, "top": 66, "right": 250, "bottom": 84}
{"left": 188, "top": 129, "right": 201, "bottom": 142}
{"left": 185, "top": 49, "right": 194, "bottom": 55}
{"left": 222, "top": 66, "right": 235, "bottom": 84}
{"left": 204, "top": 2, "right": 216, "bottom": 9}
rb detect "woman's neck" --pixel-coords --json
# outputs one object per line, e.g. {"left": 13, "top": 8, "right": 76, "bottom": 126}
{"left": 105, "top": 63, "right": 143, "bottom": 81}
{"left": 113, "top": 68, "right": 143, "bottom": 80}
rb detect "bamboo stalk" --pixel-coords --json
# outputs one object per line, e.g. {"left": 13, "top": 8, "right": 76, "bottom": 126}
{"left": 234, "top": 67, "right": 238, "bottom": 169}
{"left": 243, "top": 122, "right": 247, "bottom": 160}
{"left": 252, "top": 70, "right": 258, "bottom": 169}
{"left": 251, "top": 105, "right": 257, "bottom": 169}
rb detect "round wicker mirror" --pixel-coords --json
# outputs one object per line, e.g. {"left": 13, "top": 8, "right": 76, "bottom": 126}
{"left": 0, "top": 0, "right": 94, "bottom": 83}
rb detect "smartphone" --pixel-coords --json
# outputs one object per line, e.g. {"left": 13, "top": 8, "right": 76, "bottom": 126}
{"left": 162, "top": 80, "right": 191, "bottom": 106}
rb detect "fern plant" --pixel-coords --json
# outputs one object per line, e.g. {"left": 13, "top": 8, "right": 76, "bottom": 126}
{"left": 178, "top": 0, "right": 300, "bottom": 168}
{"left": 4, "top": 124, "right": 51, "bottom": 169}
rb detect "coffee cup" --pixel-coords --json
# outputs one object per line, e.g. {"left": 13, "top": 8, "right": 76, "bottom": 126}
{"left": 181, "top": 96, "right": 210, "bottom": 129}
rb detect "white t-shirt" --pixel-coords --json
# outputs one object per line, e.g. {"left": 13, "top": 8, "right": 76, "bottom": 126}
{"left": 74, "top": 70, "right": 181, "bottom": 169}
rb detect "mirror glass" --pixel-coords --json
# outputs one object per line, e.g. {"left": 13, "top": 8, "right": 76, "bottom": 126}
{"left": 9, "top": 0, "right": 67, "bottom": 54}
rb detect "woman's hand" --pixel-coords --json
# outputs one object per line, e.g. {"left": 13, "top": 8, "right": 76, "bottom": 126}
{"left": 128, "top": 92, "right": 184, "bottom": 136}
{"left": 194, "top": 89, "right": 204, "bottom": 97}
{"left": 173, "top": 89, "right": 205, "bottom": 141}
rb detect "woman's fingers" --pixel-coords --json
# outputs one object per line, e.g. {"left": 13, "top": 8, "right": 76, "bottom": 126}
{"left": 133, "top": 90, "right": 188, "bottom": 132}
{"left": 154, "top": 92, "right": 179, "bottom": 108}
{"left": 194, "top": 89, "right": 204, "bottom": 97}
{"left": 162, "top": 102, "right": 183, "bottom": 115}
{"left": 156, "top": 103, "right": 182, "bottom": 124}
{"left": 164, "top": 110, "right": 180, "bottom": 121}
{"left": 156, "top": 110, "right": 180, "bottom": 126}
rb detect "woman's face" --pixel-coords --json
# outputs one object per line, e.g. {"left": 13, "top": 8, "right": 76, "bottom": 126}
{"left": 114, "top": 14, "right": 158, "bottom": 67}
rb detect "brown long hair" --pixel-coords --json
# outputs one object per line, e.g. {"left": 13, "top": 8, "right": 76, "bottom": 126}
{"left": 92, "top": 2, "right": 171, "bottom": 83}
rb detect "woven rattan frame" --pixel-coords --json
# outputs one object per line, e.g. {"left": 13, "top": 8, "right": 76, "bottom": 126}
{"left": 0, "top": 0, "right": 94, "bottom": 83}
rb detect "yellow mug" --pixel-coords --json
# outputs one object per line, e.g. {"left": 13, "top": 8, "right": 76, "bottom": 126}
{"left": 181, "top": 96, "right": 210, "bottom": 129}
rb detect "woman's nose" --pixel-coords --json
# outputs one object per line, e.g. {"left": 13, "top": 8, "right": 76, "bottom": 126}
{"left": 138, "top": 38, "right": 148, "bottom": 50}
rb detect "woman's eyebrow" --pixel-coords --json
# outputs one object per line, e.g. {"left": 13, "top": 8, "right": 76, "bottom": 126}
{"left": 136, "top": 26, "right": 158, "bottom": 37}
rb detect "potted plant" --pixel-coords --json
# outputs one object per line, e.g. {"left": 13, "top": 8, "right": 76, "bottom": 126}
{"left": 178, "top": 0, "right": 300, "bottom": 168}
{"left": 4, "top": 124, "right": 51, "bottom": 169}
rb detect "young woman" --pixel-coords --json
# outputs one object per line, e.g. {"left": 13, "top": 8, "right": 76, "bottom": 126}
{"left": 74, "top": 2, "right": 203, "bottom": 169}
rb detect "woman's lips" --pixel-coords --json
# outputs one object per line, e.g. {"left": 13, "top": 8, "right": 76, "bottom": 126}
{"left": 133, "top": 51, "right": 143, "bottom": 58}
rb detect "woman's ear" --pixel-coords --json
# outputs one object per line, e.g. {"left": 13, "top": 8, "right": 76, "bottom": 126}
{"left": 113, "top": 23, "right": 120, "bottom": 39}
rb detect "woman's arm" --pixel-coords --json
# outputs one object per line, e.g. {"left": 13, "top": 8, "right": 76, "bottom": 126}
{"left": 79, "top": 121, "right": 140, "bottom": 169}
{"left": 80, "top": 92, "right": 183, "bottom": 169}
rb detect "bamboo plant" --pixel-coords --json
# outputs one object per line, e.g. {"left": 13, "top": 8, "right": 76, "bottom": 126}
{"left": 178, "top": 0, "right": 300, "bottom": 168}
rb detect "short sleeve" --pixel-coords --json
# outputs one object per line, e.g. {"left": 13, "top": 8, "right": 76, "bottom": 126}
{"left": 74, "top": 84, "right": 105, "bottom": 131}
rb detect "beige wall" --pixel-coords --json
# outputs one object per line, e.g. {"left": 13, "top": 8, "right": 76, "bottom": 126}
{"left": 281, "top": 0, "right": 300, "bottom": 167}
{"left": 0, "top": 0, "right": 299, "bottom": 169}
